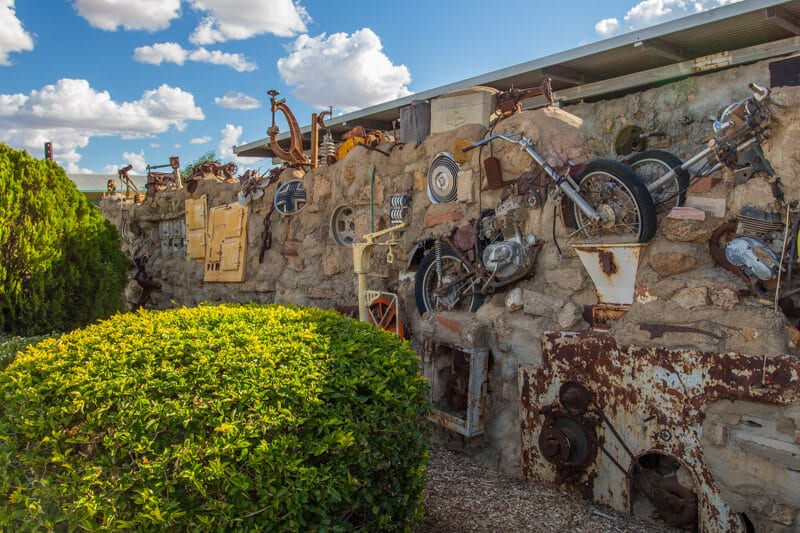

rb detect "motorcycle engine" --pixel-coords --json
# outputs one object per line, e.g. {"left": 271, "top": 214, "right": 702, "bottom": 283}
{"left": 725, "top": 206, "right": 785, "bottom": 281}
{"left": 480, "top": 198, "right": 537, "bottom": 280}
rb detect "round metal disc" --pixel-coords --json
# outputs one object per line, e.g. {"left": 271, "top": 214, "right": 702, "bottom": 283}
{"left": 331, "top": 204, "right": 357, "bottom": 246}
{"left": 273, "top": 179, "right": 307, "bottom": 215}
{"left": 427, "top": 152, "right": 459, "bottom": 204}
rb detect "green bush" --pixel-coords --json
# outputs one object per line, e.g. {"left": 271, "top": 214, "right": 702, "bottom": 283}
{"left": 0, "top": 304, "right": 430, "bottom": 531}
{"left": 0, "top": 334, "right": 55, "bottom": 371}
{"left": 0, "top": 143, "right": 128, "bottom": 335}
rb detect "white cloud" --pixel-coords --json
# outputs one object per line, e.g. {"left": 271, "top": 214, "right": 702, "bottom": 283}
{"left": 123, "top": 150, "right": 147, "bottom": 173}
{"left": 188, "top": 47, "right": 257, "bottom": 72}
{"left": 278, "top": 28, "right": 412, "bottom": 112}
{"left": 72, "top": 0, "right": 181, "bottom": 31}
{"left": 214, "top": 91, "right": 261, "bottom": 110}
{"left": 0, "top": 0, "right": 34, "bottom": 66}
{"left": 0, "top": 78, "right": 203, "bottom": 170}
{"left": 188, "top": 0, "right": 309, "bottom": 44}
{"left": 218, "top": 123, "right": 242, "bottom": 162}
{"left": 595, "top": 0, "right": 742, "bottom": 36}
{"left": 149, "top": 142, "right": 160, "bottom": 148}
{"left": 595, "top": 18, "right": 620, "bottom": 37}
{"left": 134, "top": 42, "right": 188, "bottom": 65}
{"left": 134, "top": 42, "right": 257, "bottom": 72}
{"left": 102, "top": 163, "right": 120, "bottom": 174}
{"left": 191, "top": 135, "right": 211, "bottom": 144}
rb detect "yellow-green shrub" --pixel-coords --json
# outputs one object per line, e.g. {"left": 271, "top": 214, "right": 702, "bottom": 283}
{"left": 0, "top": 304, "right": 430, "bottom": 532}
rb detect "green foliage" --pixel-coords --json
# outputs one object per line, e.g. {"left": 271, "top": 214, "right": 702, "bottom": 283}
{"left": 0, "top": 304, "right": 430, "bottom": 532}
{"left": 0, "top": 333, "right": 55, "bottom": 371}
{"left": 0, "top": 143, "right": 128, "bottom": 335}
{"left": 182, "top": 150, "right": 217, "bottom": 178}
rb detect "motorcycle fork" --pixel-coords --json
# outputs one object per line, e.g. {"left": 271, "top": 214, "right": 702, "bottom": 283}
{"left": 432, "top": 236, "right": 487, "bottom": 297}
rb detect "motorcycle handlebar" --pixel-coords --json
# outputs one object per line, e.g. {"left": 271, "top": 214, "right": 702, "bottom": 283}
{"left": 749, "top": 82, "right": 769, "bottom": 101}
{"left": 462, "top": 132, "right": 524, "bottom": 153}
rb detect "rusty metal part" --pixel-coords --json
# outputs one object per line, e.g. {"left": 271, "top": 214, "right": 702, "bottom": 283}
{"left": 424, "top": 341, "right": 490, "bottom": 437}
{"left": 258, "top": 200, "right": 276, "bottom": 263}
{"left": 267, "top": 89, "right": 309, "bottom": 167}
{"left": 446, "top": 350, "right": 470, "bottom": 411}
{"left": 117, "top": 164, "right": 139, "bottom": 195}
{"left": 537, "top": 406, "right": 599, "bottom": 486}
{"left": 584, "top": 303, "right": 630, "bottom": 329}
{"left": 310, "top": 108, "right": 333, "bottom": 168}
{"left": 559, "top": 381, "right": 593, "bottom": 413}
{"left": 520, "top": 331, "right": 800, "bottom": 532}
{"left": 132, "top": 256, "right": 161, "bottom": 310}
{"left": 639, "top": 323, "right": 722, "bottom": 340}
{"left": 367, "top": 294, "right": 405, "bottom": 340}
{"left": 495, "top": 77, "right": 554, "bottom": 117}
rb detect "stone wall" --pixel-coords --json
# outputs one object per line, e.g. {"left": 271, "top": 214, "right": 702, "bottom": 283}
{"left": 101, "top": 57, "right": 800, "bottom": 531}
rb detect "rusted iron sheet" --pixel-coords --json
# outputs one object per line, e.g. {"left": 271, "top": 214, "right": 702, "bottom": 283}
{"left": 520, "top": 331, "right": 800, "bottom": 532}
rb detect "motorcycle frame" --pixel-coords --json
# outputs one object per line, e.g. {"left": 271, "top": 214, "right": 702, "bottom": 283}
{"left": 429, "top": 228, "right": 542, "bottom": 302}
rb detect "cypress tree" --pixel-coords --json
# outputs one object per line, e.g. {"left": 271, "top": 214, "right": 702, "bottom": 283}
{"left": 0, "top": 143, "right": 127, "bottom": 335}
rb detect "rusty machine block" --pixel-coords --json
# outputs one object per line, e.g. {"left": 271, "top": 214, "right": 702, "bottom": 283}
{"left": 423, "top": 340, "right": 489, "bottom": 438}
{"left": 520, "top": 331, "right": 800, "bottom": 532}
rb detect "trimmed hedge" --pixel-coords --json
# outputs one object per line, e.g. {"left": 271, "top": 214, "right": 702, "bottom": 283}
{"left": 0, "top": 143, "right": 127, "bottom": 335}
{"left": 0, "top": 304, "right": 430, "bottom": 532}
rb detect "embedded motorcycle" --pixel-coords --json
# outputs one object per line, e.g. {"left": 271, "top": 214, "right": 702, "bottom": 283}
{"left": 414, "top": 132, "right": 657, "bottom": 315}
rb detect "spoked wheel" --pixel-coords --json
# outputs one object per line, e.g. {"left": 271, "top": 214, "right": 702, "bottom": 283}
{"left": 628, "top": 149, "right": 690, "bottom": 209}
{"left": 571, "top": 158, "right": 657, "bottom": 243}
{"left": 414, "top": 244, "right": 484, "bottom": 315}
{"left": 368, "top": 296, "right": 405, "bottom": 339}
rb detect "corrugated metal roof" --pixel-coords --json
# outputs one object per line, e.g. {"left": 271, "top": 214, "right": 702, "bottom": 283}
{"left": 235, "top": 0, "right": 800, "bottom": 158}
{"left": 69, "top": 173, "right": 148, "bottom": 193}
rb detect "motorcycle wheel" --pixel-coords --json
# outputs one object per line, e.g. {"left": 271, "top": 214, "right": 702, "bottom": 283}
{"left": 414, "top": 244, "right": 484, "bottom": 315}
{"left": 628, "top": 149, "right": 690, "bottom": 209}
{"left": 571, "top": 158, "right": 657, "bottom": 243}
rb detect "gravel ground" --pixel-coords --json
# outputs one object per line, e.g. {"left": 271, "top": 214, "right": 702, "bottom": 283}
{"left": 415, "top": 445, "right": 682, "bottom": 533}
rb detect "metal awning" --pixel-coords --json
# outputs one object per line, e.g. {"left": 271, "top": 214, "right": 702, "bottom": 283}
{"left": 235, "top": 0, "right": 800, "bottom": 159}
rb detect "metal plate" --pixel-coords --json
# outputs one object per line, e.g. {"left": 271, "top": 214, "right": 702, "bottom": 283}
{"left": 427, "top": 152, "right": 459, "bottom": 204}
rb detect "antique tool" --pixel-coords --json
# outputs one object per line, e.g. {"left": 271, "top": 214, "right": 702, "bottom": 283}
{"left": 145, "top": 156, "right": 182, "bottom": 199}
{"left": 352, "top": 224, "right": 406, "bottom": 324}
{"left": 494, "top": 77, "right": 554, "bottom": 118}
{"left": 639, "top": 323, "right": 722, "bottom": 340}
{"left": 267, "top": 89, "right": 309, "bottom": 167}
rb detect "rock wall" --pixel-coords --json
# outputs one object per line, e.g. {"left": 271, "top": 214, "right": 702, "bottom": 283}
{"left": 101, "top": 57, "right": 800, "bottom": 531}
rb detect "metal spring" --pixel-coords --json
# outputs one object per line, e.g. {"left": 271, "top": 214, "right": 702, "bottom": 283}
{"left": 320, "top": 131, "right": 336, "bottom": 163}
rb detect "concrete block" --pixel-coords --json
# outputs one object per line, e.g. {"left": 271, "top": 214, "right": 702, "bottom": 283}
{"left": 457, "top": 169, "right": 475, "bottom": 203}
{"left": 431, "top": 89, "right": 494, "bottom": 133}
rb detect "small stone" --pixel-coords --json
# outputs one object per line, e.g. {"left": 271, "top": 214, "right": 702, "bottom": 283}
{"left": 661, "top": 216, "right": 719, "bottom": 243}
{"left": 741, "top": 327, "right": 759, "bottom": 340}
{"left": 672, "top": 287, "right": 707, "bottom": 308}
{"left": 649, "top": 252, "right": 702, "bottom": 277}
{"left": 634, "top": 286, "right": 658, "bottom": 304}
{"left": 505, "top": 288, "right": 523, "bottom": 312}
{"left": 708, "top": 287, "right": 739, "bottom": 310}
{"left": 667, "top": 206, "right": 706, "bottom": 221}
{"left": 556, "top": 302, "right": 581, "bottom": 329}
{"left": 544, "top": 267, "right": 585, "bottom": 292}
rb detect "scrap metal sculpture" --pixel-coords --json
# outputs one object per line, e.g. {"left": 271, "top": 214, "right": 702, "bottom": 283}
{"left": 267, "top": 89, "right": 309, "bottom": 167}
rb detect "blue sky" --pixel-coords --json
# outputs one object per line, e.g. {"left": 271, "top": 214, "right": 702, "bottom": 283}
{"left": 0, "top": 0, "right": 741, "bottom": 175}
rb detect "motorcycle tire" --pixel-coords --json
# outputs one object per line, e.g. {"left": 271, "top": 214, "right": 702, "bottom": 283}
{"left": 414, "top": 244, "right": 483, "bottom": 315}
{"left": 628, "top": 149, "right": 690, "bottom": 209}
{"left": 571, "top": 158, "right": 657, "bottom": 243}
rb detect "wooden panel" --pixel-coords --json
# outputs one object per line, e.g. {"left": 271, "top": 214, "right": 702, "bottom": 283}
{"left": 186, "top": 195, "right": 207, "bottom": 260}
{"left": 204, "top": 202, "right": 248, "bottom": 282}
